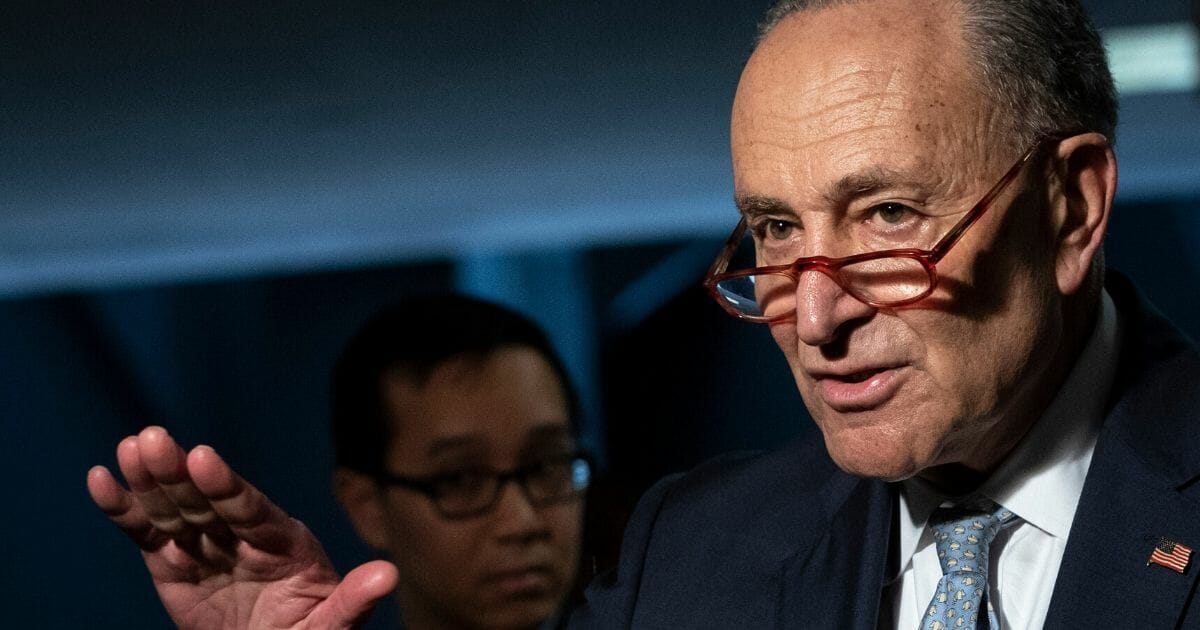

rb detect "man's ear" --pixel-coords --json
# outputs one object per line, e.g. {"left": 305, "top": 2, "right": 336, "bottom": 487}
{"left": 1048, "top": 132, "right": 1117, "bottom": 295}
{"left": 334, "top": 467, "right": 392, "bottom": 550}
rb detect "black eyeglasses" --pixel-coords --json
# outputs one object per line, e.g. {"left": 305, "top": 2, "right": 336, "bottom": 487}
{"left": 373, "top": 453, "right": 593, "bottom": 519}
{"left": 704, "top": 138, "right": 1054, "bottom": 323}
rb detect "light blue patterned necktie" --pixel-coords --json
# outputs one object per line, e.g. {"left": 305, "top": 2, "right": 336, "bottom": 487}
{"left": 920, "top": 502, "right": 1016, "bottom": 630}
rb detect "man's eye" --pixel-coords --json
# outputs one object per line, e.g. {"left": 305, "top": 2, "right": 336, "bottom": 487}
{"left": 753, "top": 219, "right": 797, "bottom": 241}
{"left": 871, "top": 203, "right": 914, "bottom": 225}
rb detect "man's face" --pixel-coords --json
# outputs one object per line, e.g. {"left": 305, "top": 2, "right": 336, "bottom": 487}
{"left": 731, "top": 0, "right": 1067, "bottom": 482}
{"left": 376, "top": 346, "right": 581, "bottom": 630}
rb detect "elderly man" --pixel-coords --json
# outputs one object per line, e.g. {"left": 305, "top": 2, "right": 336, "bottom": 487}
{"left": 89, "top": 0, "right": 1200, "bottom": 628}
{"left": 573, "top": 0, "right": 1200, "bottom": 627}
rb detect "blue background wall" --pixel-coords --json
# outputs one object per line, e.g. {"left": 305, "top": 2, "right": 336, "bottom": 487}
{"left": 2, "top": 1, "right": 1198, "bottom": 627}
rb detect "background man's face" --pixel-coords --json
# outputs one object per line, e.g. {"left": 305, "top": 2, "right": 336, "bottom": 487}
{"left": 731, "top": 0, "right": 1066, "bottom": 482}
{"left": 377, "top": 346, "right": 582, "bottom": 630}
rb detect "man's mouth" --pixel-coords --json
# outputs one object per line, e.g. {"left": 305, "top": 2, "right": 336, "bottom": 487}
{"left": 483, "top": 562, "right": 559, "bottom": 599}
{"left": 811, "top": 365, "right": 907, "bottom": 412}
{"left": 839, "top": 369, "right": 885, "bottom": 383}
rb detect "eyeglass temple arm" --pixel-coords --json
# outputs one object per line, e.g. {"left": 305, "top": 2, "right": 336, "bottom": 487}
{"left": 704, "top": 217, "right": 748, "bottom": 281}
{"left": 929, "top": 138, "right": 1056, "bottom": 261}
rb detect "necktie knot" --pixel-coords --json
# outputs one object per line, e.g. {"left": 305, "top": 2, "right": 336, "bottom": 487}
{"left": 929, "top": 503, "right": 1015, "bottom": 576}
{"left": 921, "top": 501, "right": 1017, "bottom": 630}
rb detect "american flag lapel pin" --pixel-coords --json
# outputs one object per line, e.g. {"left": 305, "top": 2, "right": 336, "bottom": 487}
{"left": 1147, "top": 537, "right": 1193, "bottom": 574}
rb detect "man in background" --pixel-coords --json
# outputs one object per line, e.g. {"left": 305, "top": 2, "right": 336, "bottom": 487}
{"left": 88, "top": 295, "right": 590, "bottom": 629}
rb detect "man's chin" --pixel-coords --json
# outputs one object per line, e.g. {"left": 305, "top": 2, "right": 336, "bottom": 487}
{"left": 473, "top": 602, "right": 559, "bottom": 630}
{"left": 835, "top": 461, "right": 920, "bottom": 482}
{"left": 823, "top": 437, "right": 925, "bottom": 482}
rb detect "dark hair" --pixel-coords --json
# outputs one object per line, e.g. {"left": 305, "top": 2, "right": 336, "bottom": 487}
{"left": 759, "top": 0, "right": 1117, "bottom": 151}
{"left": 331, "top": 293, "right": 579, "bottom": 474}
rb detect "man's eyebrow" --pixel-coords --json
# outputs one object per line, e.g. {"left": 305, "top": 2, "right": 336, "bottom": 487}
{"left": 735, "top": 194, "right": 792, "bottom": 219}
{"left": 826, "top": 169, "right": 897, "bottom": 203}
{"left": 735, "top": 167, "right": 926, "bottom": 217}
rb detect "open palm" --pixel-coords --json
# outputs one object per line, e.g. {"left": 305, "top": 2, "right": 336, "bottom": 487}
{"left": 87, "top": 426, "right": 398, "bottom": 629}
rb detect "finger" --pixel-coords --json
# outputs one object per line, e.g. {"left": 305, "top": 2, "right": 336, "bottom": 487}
{"left": 118, "top": 428, "right": 191, "bottom": 536}
{"left": 87, "top": 463, "right": 134, "bottom": 518}
{"left": 187, "top": 445, "right": 297, "bottom": 553}
{"left": 86, "top": 464, "right": 157, "bottom": 548}
{"left": 320, "top": 560, "right": 399, "bottom": 629}
{"left": 139, "top": 428, "right": 234, "bottom": 541}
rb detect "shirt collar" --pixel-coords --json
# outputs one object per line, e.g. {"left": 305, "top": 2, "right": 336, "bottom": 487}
{"left": 890, "top": 289, "right": 1121, "bottom": 579}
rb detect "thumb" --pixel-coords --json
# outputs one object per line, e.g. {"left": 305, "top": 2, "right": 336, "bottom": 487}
{"left": 321, "top": 560, "right": 399, "bottom": 629}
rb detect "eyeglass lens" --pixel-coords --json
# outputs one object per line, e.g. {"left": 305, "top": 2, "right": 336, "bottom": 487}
{"left": 712, "top": 232, "right": 934, "bottom": 319}
{"left": 434, "top": 456, "right": 590, "bottom": 518}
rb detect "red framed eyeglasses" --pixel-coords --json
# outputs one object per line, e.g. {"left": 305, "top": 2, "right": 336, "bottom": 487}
{"left": 703, "top": 139, "right": 1052, "bottom": 323}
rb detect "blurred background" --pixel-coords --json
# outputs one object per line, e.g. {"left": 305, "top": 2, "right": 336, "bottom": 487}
{"left": 2, "top": 0, "right": 1198, "bottom": 626}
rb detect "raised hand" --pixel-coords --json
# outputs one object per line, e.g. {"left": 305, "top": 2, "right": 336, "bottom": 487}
{"left": 87, "top": 426, "right": 398, "bottom": 629}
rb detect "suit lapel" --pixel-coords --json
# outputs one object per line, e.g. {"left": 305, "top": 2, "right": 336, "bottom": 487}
{"left": 1044, "top": 428, "right": 1200, "bottom": 628}
{"left": 778, "top": 474, "right": 892, "bottom": 629}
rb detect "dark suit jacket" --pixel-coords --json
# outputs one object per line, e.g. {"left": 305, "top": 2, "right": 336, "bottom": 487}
{"left": 571, "top": 273, "right": 1200, "bottom": 628}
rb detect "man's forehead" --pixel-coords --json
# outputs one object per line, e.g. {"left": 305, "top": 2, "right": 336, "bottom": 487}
{"left": 738, "top": 6, "right": 970, "bottom": 119}
{"left": 418, "top": 422, "right": 572, "bottom": 458}
{"left": 731, "top": 0, "right": 999, "bottom": 202}
{"left": 379, "top": 348, "right": 572, "bottom": 454}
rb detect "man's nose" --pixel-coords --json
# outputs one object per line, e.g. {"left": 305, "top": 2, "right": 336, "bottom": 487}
{"left": 492, "top": 480, "right": 548, "bottom": 542}
{"left": 792, "top": 268, "right": 876, "bottom": 346}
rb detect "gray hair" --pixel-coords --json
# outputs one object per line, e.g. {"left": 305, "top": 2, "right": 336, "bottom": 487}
{"left": 759, "top": 0, "right": 1118, "bottom": 150}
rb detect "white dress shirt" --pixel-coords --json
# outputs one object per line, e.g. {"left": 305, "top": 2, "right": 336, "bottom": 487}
{"left": 881, "top": 290, "right": 1121, "bottom": 629}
